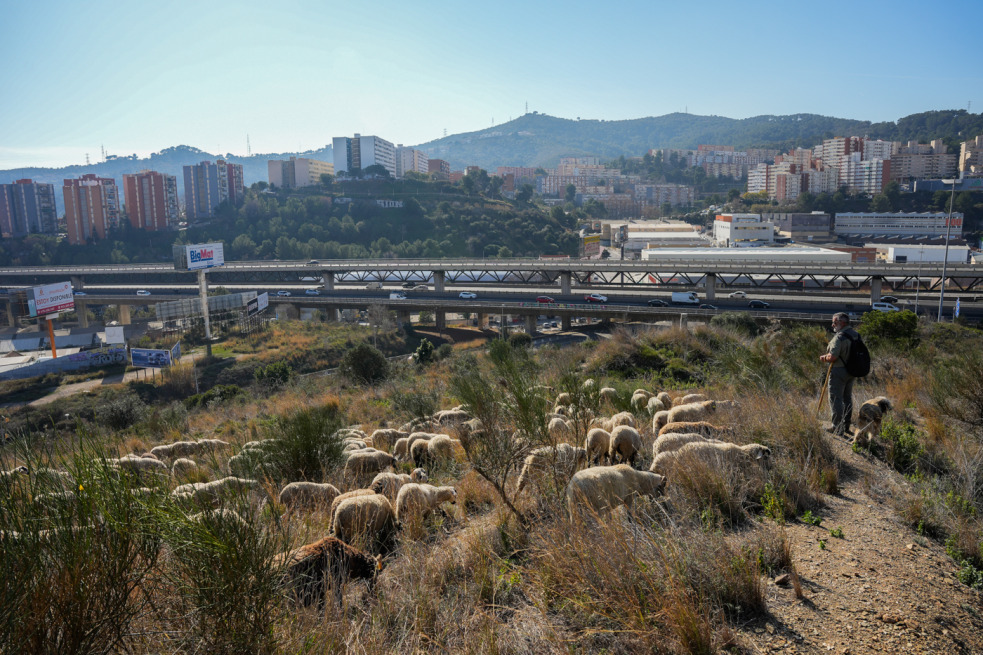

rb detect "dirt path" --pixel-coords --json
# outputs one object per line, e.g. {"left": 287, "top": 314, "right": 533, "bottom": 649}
{"left": 739, "top": 436, "right": 983, "bottom": 654}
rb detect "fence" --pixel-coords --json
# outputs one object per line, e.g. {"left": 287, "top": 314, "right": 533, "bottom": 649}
{"left": 0, "top": 348, "right": 127, "bottom": 381}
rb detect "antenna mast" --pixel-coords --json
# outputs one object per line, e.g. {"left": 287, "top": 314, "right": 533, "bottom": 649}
{"left": 247, "top": 134, "right": 252, "bottom": 156}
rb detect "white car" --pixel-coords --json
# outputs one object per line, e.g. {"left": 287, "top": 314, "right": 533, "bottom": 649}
{"left": 728, "top": 291, "right": 747, "bottom": 298}
{"left": 305, "top": 288, "right": 320, "bottom": 296}
{"left": 458, "top": 291, "right": 477, "bottom": 299}
{"left": 871, "top": 302, "right": 899, "bottom": 312}
{"left": 277, "top": 290, "right": 292, "bottom": 297}
{"left": 136, "top": 290, "right": 151, "bottom": 296}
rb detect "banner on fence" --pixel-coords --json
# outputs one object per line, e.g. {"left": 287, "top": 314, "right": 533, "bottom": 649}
{"left": 131, "top": 347, "right": 173, "bottom": 369}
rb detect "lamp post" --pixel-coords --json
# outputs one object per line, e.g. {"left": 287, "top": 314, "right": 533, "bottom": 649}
{"left": 937, "top": 179, "right": 958, "bottom": 322}
{"left": 914, "top": 247, "right": 923, "bottom": 314}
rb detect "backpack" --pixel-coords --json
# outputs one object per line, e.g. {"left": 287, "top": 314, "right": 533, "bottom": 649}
{"left": 843, "top": 333, "right": 871, "bottom": 378}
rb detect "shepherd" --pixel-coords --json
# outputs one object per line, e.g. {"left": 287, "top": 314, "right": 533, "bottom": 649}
{"left": 819, "top": 312, "right": 865, "bottom": 437}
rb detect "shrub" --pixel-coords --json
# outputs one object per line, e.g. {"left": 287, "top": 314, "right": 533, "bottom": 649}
{"left": 881, "top": 418, "right": 924, "bottom": 475}
{"left": 710, "top": 312, "right": 762, "bottom": 338}
{"left": 254, "top": 361, "right": 292, "bottom": 389}
{"left": 184, "top": 384, "right": 242, "bottom": 410}
{"left": 435, "top": 343, "right": 454, "bottom": 360}
{"left": 339, "top": 343, "right": 389, "bottom": 384}
{"left": 98, "top": 393, "right": 147, "bottom": 431}
{"left": 508, "top": 332, "right": 533, "bottom": 349}
{"left": 930, "top": 349, "right": 983, "bottom": 429}
{"left": 857, "top": 309, "right": 919, "bottom": 350}
{"left": 415, "top": 338, "right": 435, "bottom": 365}
{"left": 259, "top": 402, "right": 347, "bottom": 482}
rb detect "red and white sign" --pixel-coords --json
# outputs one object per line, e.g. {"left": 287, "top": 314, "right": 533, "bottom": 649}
{"left": 28, "top": 281, "right": 74, "bottom": 317}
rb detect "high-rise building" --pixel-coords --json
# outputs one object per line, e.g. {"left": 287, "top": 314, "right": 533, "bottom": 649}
{"left": 63, "top": 174, "right": 120, "bottom": 245}
{"left": 395, "top": 146, "right": 429, "bottom": 177}
{"left": 183, "top": 159, "right": 244, "bottom": 221}
{"left": 428, "top": 158, "right": 451, "bottom": 180}
{"left": 122, "top": 170, "right": 179, "bottom": 231}
{"left": 0, "top": 179, "right": 58, "bottom": 237}
{"left": 332, "top": 134, "right": 397, "bottom": 177}
{"left": 959, "top": 135, "right": 983, "bottom": 177}
{"left": 268, "top": 157, "right": 334, "bottom": 188}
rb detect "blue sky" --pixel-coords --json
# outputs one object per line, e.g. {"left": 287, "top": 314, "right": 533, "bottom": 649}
{"left": 1, "top": 0, "right": 981, "bottom": 169}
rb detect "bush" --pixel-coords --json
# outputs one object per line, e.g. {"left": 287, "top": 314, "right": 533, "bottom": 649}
{"left": 254, "top": 361, "right": 292, "bottom": 389}
{"left": 857, "top": 309, "right": 919, "bottom": 350}
{"left": 415, "top": 338, "right": 435, "bottom": 365}
{"left": 184, "top": 384, "right": 242, "bottom": 410}
{"left": 435, "top": 343, "right": 454, "bottom": 360}
{"left": 508, "top": 332, "right": 533, "bottom": 349}
{"left": 710, "top": 312, "right": 762, "bottom": 338}
{"left": 881, "top": 418, "right": 924, "bottom": 475}
{"left": 339, "top": 343, "right": 389, "bottom": 384}
{"left": 253, "top": 403, "right": 347, "bottom": 482}
{"left": 98, "top": 393, "right": 147, "bottom": 431}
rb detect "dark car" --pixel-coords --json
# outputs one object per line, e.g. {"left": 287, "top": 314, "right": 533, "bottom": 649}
{"left": 878, "top": 295, "right": 899, "bottom": 304}
{"left": 401, "top": 281, "right": 415, "bottom": 289}
{"left": 748, "top": 300, "right": 770, "bottom": 309}
{"left": 698, "top": 303, "right": 718, "bottom": 310}
{"left": 647, "top": 299, "right": 669, "bottom": 307}
{"left": 536, "top": 295, "right": 556, "bottom": 304}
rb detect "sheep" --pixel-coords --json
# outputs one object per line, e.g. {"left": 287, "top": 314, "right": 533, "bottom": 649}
{"left": 150, "top": 440, "right": 201, "bottom": 460}
{"left": 278, "top": 481, "right": 341, "bottom": 510}
{"left": 395, "top": 483, "right": 458, "bottom": 524}
{"left": 853, "top": 396, "right": 893, "bottom": 448}
{"left": 548, "top": 417, "right": 574, "bottom": 440}
{"left": 630, "top": 392, "right": 651, "bottom": 412}
{"left": 584, "top": 428, "right": 612, "bottom": 466}
{"left": 652, "top": 432, "right": 721, "bottom": 457}
{"left": 610, "top": 411, "right": 636, "bottom": 429}
{"left": 172, "top": 476, "right": 257, "bottom": 508}
{"left": 599, "top": 387, "right": 618, "bottom": 404}
{"left": 196, "top": 438, "right": 231, "bottom": 454}
{"left": 434, "top": 409, "right": 470, "bottom": 428}
{"left": 675, "top": 393, "right": 708, "bottom": 406}
{"left": 189, "top": 508, "right": 248, "bottom": 529}
{"left": 650, "top": 442, "right": 771, "bottom": 478}
{"left": 411, "top": 435, "right": 461, "bottom": 469}
{"left": 608, "top": 425, "right": 643, "bottom": 466}
{"left": 275, "top": 536, "right": 383, "bottom": 608}
{"left": 399, "top": 417, "right": 431, "bottom": 434}
{"left": 370, "top": 469, "right": 428, "bottom": 503}
{"left": 112, "top": 455, "right": 169, "bottom": 475}
{"left": 566, "top": 464, "right": 667, "bottom": 519}
{"left": 328, "top": 489, "right": 377, "bottom": 530}
{"left": 667, "top": 400, "right": 718, "bottom": 425}
{"left": 330, "top": 493, "right": 398, "bottom": 553}
{"left": 656, "top": 392, "right": 671, "bottom": 409}
{"left": 582, "top": 379, "right": 596, "bottom": 391}
{"left": 171, "top": 458, "right": 199, "bottom": 478}
{"left": 30, "top": 467, "right": 76, "bottom": 491}
{"left": 406, "top": 432, "right": 439, "bottom": 450}
{"left": 242, "top": 439, "right": 279, "bottom": 452}
{"left": 652, "top": 410, "right": 670, "bottom": 433}
{"left": 342, "top": 450, "right": 395, "bottom": 484}
{"left": 515, "top": 444, "right": 588, "bottom": 495}
{"left": 343, "top": 441, "right": 369, "bottom": 453}
{"left": 369, "top": 429, "right": 406, "bottom": 454}
{"left": 393, "top": 438, "right": 410, "bottom": 461}
{"left": 646, "top": 396, "right": 666, "bottom": 416}
{"left": 0, "top": 465, "right": 28, "bottom": 484}
{"left": 460, "top": 418, "right": 484, "bottom": 438}
{"left": 555, "top": 392, "right": 572, "bottom": 407}
{"left": 33, "top": 490, "right": 78, "bottom": 512}
{"left": 336, "top": 428, "right": 369, "bottom": 442}
{"left": 658, "top": 421, "right": 729, "bottom": 438}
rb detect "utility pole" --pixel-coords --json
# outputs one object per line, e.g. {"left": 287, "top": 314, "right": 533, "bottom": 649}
{"left": 937, "top": 179, "right": 958, "bottom": 322}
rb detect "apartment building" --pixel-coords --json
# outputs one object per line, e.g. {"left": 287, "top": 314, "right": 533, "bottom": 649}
{"left": 834, "top": 211, "right": 963, "bottom": 238}
{"left": 332, "top": 134, "right": 397, "bottom": 177}
{"left": 63, "top": 174, "right": 120, "bottom": 245}
{"left": 122, "top": 170, "right": 179, "bottom": 231}
{"left": 268, "top": 157, "right": 333, "bottom": 188}
{"left": 183, "top": 159, "right": 244, "bottom": 221}
{"left": 960, "top": 135, "right": 983, "bottom": 177}
{"left": 633, "top": 183, "right": 695, "bottom": 207}
{"left": 0, "top": 179, "right": 58, "bottom": 237}
{"left": 428, "top": 159, "right": 450, "bottom": 180}
{"left": 395, "top": 147, "right": 429, "bottom": 177}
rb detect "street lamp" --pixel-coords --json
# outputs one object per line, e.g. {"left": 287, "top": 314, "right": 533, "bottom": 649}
{"left": 937, "top": 178, "right": 958, "bottom": 322}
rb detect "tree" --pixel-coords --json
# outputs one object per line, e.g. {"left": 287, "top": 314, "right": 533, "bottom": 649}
{"left": 319, "top": 173, "right": 334, "bottom": 188}
{"left": 418, "top": 310, "right": 434, "bottom": 325}
{"left": 339, "top": 343, "right": 389, "bottom": 384}
{"left": 870, "top": 194, "right": 892, "bottom": 213}
{"left": 564, "top": 184, "right": 577, "bottom": 203}
{"left": 363, "top": 164, "right": 391, "bottom": 179}
{"left": 516, "top": 184, "right": 534, "bottom": 204}
{"left": 415, "top": 338, "right": 435, "bottom": 365}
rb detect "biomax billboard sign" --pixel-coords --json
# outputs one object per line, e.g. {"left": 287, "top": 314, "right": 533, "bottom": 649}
{"left": 174, "top": 242, "right": 225, "bottom": 271}
{"left": 28, "top": 281, "right": 75, "bottom": 317}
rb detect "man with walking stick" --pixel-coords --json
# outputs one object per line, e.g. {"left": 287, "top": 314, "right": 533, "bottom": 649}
{"left": 819, "top": 312, "right": 862, "bottom": 437}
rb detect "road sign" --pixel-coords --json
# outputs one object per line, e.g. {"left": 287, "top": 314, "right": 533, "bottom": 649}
{"left": 955, "top": 298, "right": 961, "bottom": 318}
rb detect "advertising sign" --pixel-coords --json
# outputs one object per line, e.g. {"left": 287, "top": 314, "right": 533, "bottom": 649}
{"left": 27, "top": 281, "right": 74, "bottom": 317}
{"left": 247, "top": 292, "right": 270, "bottom": 317}
{"left": 105, "top": 326, "right": 125, "bottom": 345}
{"left": 174, "top": 242, "right": 225, "bottom": 271}
{"left": 583, "top": 235, "right": 601, "bottom": 258}
{"left": 171, "top": 342, "right": 181, "bottom": 363}
{"left": 131, "top": 348, "right": 173, "bottom": 369}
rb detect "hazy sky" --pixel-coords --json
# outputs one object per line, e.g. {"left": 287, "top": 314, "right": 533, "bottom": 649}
{"left": 2, "top": 0, "right": 981, "bottom": 169}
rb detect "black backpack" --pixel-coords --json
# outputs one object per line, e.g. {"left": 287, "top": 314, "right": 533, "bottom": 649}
{"left": 843, "top": 333, "right": 871, "bottom": 378}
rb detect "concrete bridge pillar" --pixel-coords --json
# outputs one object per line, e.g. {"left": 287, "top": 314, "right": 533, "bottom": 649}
{"left": 118, "top": 304, "right": 131, "bottom": 325}
{"left": 525, "top": 314, "right": 537, "bottom": 335}
{"left": 70, "top": 275, "right": 84, "bottom": 291}
{"left": 5, "top": 300, "right": 15, "bottom": 327}
{"left": 870, "top": 276, "right": 883, "bottom": 302}
{"left": 76, "top": 301, "right": 89, "bottom": 327}
{"left": 705, "top": 273, "right": 716, "bottom": 301}
{"left": 433, "top": 271, "right": 445, "bottom": 293}
{"left": 561, "top": 315, "right": 571, "bottom": 331}
{"left": 560, "top": 272, "right": 572, "bottom": 295}
{"left": 435, "top": 311, "right": 446, "bottom": 331}
{"left": 476, "top": 312, "right": 485, "bottom": 328}
{"left": 323, "top": 271, "right": 335, "bottom": 292}
{"left": 679, "top": 313, "right": 688, "bottom": 329}
{"left": 325, "top": 305, "right": 340, "bottom": 321}
{"left": 398, "top": 310, "right": 411, "bottom": 328}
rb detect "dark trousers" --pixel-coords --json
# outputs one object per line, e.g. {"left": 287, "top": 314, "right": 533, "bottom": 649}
{"left": 828, "top": 366, "right": 855, "bottom": 435}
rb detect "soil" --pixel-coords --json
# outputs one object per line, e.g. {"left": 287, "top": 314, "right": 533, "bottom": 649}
{"left": 738, "top": 435, "right": 983, "bottom": 654}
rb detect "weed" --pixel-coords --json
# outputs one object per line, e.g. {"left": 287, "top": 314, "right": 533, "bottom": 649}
{"left": 829, "top": 526, "right": 844, "bottom": 539}
{"left": 800, "top": 510, "right": 823, "bottom": 527}
{"left": 818, "top": 539, "right": 827, "bottom": 550}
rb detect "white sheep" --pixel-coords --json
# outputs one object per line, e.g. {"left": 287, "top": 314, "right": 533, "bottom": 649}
{"left": 555, "top": 392, "right": 572, "bottom": 407}
{"left": 369, "top": 429, "right": 406, "bottom": 453}
{"left": 196, "top": 438, "right": 231, "bottom": 454}
{"left": 630, "top": 392, "right": 651, "bottom": 412}
{"left": 151, "top": 440, "right": 201, "bottom": 460}
{"left": 667, "top": 400, "right": 718, "bottom": 424}
{"left": 189, "top": 508, "right": 248, "bottom": 529}
{"left": 369, "top": 469, "right": 428, "bottom": 503}
{"left": 411, "top": 435, "right": 462, "bottom": 468}
{"left": 584, "top": 428, "right": 612, "bottom": 466}
{"left": 599, "top": 387, "right": 619, "bottom": 404}
{"left": 0, "top": 465, "right": 29, "bottom": 484}
{"left": 566, "top": 464, "right": 667, "bottom": 519}
{"left": 655, "top": 392, "right": 671, "bottom": 408}
{"left": 343, "top": 449, "right": 395, "bottom": 483}
{"left": 434, "top": 409, "right": 470, "bottom": 428}
{"left": 328, "top": 489, "right": 378, "bottom": 530}
{"left": 515, "top": 444, "right": 588, "bottom": 495}
{"left": 173, "top": 476, "right": 257, "bottom": 507}
{"left": 112, "top": 455, "right": 169, "bottom": 475}
{"left": 652, "top": 410, "right": 670, "bottom": 433}
{"left": 170, "top": 458, "right": 199, "bottom": 478}
{"left": 30, "top": 467, "right": 76, "bottom": 490}
{"left": 646, "top": 396, "right": 666, "bottom": 416}
{"left": 393, "top": 438, "right": 410, "bottom": 461}
{"left": 650, "top": 441, "right": 771, "bottom": 478}
{"left": 608, "top": 425, "right": 643, "bottom": 466}
{"left": 675, "top": 393, "right": 708, "bottom": 406}
{"left": 278, "top": 481, "right": 341, "bottom": 510}
{"left": 582, "top": 379, "right": 596, "bottom": 391}
{"left": 330, "top": 493, "right": 398, "bottom": 553}
{"left": 548, "top": 417, "right": 574, "bottom": 440}
{"left": 394, "top": 483, "right": 458, "bottom": 524}
{"left": 652, "top": 432, "right": 720, "bottom": 457}
{"left": 610, "top": 411, "right": 636, "bottom": 429}
{"left": 658, "top": 421, "right": 728, "bottom": 438}
{"left": 853, "top": 396, "right": 893, "bottom": 448}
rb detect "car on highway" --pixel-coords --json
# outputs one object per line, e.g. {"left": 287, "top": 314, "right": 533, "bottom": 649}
{"left": 871, "top": 301, "right": 900, "bottom": 312}
{"left": 136, "top": 290, "right": 151, "bottom": 296}
{"left": 748, "top": 300, "right": 770, "bottom": 309}
{"left": 277, "top": 290, "right": 292, "bottom": 297}
{"left": 74, "top": 290, "right": 87, "bottom": 296}
{"left": 584, "top": 293, "right": 608, "bottom": 303}
{"left": 458, "top": 291, "right": 477, "bottom": 299}
{"left": 728, "top": 291, "right": 747, "bottom": 298}
{"left": 647, "top": 298, "right": 669, "bottom": 307}
{"left": 536, "top": 295, "right": 556, "bottom": 304}
{"left": 401, "top": 281, "right": 416, "bottom": 289}
{"left": 413, "top": 284, "right": 429, "bottom": 291}
{"left": 305, "top": 288, "right": 320, "bottom": 296}
{"left": 306, "top": 259, "right": 320, "bottom": 266}
{"left": 698, "top": 303, "right": 718, "bottom": 310}
{"left": 878, "top": 295, "right": 899, "bottom": 304}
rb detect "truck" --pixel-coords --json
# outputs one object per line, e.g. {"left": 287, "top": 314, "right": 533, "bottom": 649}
{"left": 671, "top": 291, "right": 700, "bottom": 305}
{"left": 365, "top": 281, "right": 382, "bottom": 290}
{"left": 389, "top": 292, "right": 407, "bottom": 300}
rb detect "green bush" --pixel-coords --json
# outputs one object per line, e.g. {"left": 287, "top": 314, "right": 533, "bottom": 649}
{"left": 415, "top": 338, "right": 435, "bottom": 365}
{"left": 254, "top": 361, "right": 292, "bottom": 389}
{"left": 857, "top": 309, "right": 919, "bottom": 350}
{"left": 259, "top": 403, "right": 347, "bottom": 482}
{"left": 339, "top": 343, "right": 390, "bottom": 384}
{"left": 184, "top": 384, "right": 242, "bottom": 410}
{"left": 97, "top": 393, "right": 147, "bottom": 431}
{"left": 881, "top": 418, "right": 924, "bottom": 474}
{"left": 710, "top": 312, "right": 762, "bottom": 338}
{"left": 508, "top": 332, "right": 533, "bottom": 349}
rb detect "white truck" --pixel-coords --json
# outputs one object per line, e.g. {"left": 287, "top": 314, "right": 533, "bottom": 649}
{"left": 366, "top": 281, "right": 382, "bottom": 290}
{"left": 671, "top": 291, "right": 700, "bottom": 305}
{"left": 389, "top": 292, "right": 407, "bottom": 300}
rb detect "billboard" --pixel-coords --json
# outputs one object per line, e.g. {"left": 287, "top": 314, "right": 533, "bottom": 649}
{"left": 583, "top": 235, "right": 601, "bottom": 258}
{"left": 105, "top": 326, "right": 125, "bottom": 344}
{"left": 28, "top": 281, "right": 74, "bottom": 317}
{"left": 174, "top": 242, "right": 225, "bottom": 271}
{"left": 131, "top": 347, "right": 174, "bottom": 369}
{"left": 246, "top": 292, "right": 270, "bottom": 317}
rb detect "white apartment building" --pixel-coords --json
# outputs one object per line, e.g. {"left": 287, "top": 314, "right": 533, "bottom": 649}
{"left": 268, "top": 157, "right": 333, "bottom": 188}
{"left": 713, "top": 213, "right": 775, "bottom": 246}
{"left": 960, "top": 135, "right": 983, "bottom": 177}
{"left": 332, "top": 134, "right": 397, "bottom": 177}
{"left": 395, "top": 146, "right": 430, "bottom": 177}
{"left": 834, "top": 212, "right": 964, "bottom": 238}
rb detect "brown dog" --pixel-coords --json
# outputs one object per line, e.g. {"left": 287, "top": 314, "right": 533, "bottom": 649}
{"left": 275, "top": 536, "right": 382, "bottom": 608}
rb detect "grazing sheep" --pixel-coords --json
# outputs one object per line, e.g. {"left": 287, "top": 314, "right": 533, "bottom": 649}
{"left": 583, "top": 379, "right": 596, "bottom": 391}
{"left": 369, "top": 429, "right": 406, "bottom": 454}
{"left": 150, "top": 440, "right": 201, "bottom": 460}
{"left": 412, "top": 435, "right": 461, "bottom": 468}
{"left": 566, "top": 464, "right": 667, "bottom": 519}
{"left": 328, "top": 490, "right": 377, "bottom": 530}
{"left": 406, "top": 432, "right": 439, "bottom": 450}
{"left": 393, "top": 438, "right": 410, "bottom": 461}
{"left": 189, "top": 508, "right": 248, "bottom": 529}
{"left": 330, "top": 494, "right": 398, "bottom": 553}
{"left": 370, "top": 469, "right": 428, "bottom": 503}
{"left": 652, "top": 410, "right": 670, "bottom": 433}
{"left": 658, "top": 421, "right": 729, "bottom": 438}
{"left": 667, "top": 400, "right": 718, "bottom": 424}
{"left": 196, "top": 438, "right": 231, "bottom": 454}
{"left": 242, "top": 439, "right": 279, "bottom": 452}
{"left": 343, "top": 450, "right": 395, "bottom": 483}
{"left": 652, "top": 432, "right": 720, "bottom": 457}
{"left": 548, "top": 417, "right": 574, "bottom": 440}
{"left": 555, "top": 392, "right": 572, "bottom": 407}
{"left": 675, "top": 393, "right": 708, "bottom": 406}
{"left": 610, "top": 411, "right": 636, "bottom": 429}
{"left": 853, "top": 396, "right": 893, "bottom": 448}
{"left": 646, "top": 396, "right": 666, "bottom": 416}
{"left": 172, "top": 476, "right": 257, "bottom": 507}
{"left": 275, "top": 536, "right": 383, "bottom": 608}
{"left": 395, "top": 483, "right": 458, "bottom": 524}
{"left": 112, "top": 455, "right": 169, "bottom": 475}
{"left": 608, "top": 425, "right": 643, "bottom": 466}
{"left": 31, "top": 467, "right": 76, "bottom": 490}
{"left": 599, "top": 387, "right": 618, "bottom": 404}
{"left": 278, "top": 481, "right": 341, "bottom": 510}
{"left": 656, "top": 392, "right": 671, "bottom": 409}
{"left": 171, "top": 458, "right": 199, "bottom": 478}
{"left": 33, "top": 490, "right": 78, "bottom": 512}
{"left": 630, "top": 391, "right": 653, "bottom": 412}
{"left": 434, "top": 409, "right": 470, "bottom": 428}
{"left": 460, "top": 418, "right": 484, "bottom": 438}
{"left": 515, "top": 444, "right": 588, "bottom": 494}
{"left": 633, "top": 388, "right": 654, "bottom": 400}
{"left": 650, "top": 442, "right": 771, "bottom": 478}
{"left": 553, "top": 404, "right": 569, "bottom": 417}
{"left": 343, "top": 441, "right": 369, "bottom": 453}
{"left": 0, "top": 465, "right": 29, "bottom": 484}
{"left": 399, "top": 417, "right": 431, "bottom": 434}
{"left": 584, "top": 428, "right": 612, "bottom": 466}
